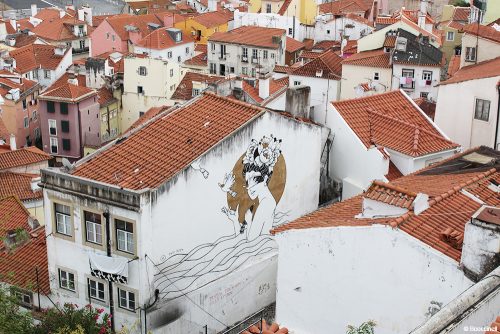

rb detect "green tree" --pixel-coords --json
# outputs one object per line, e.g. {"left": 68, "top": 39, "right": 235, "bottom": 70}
{"left": 451, "top": 0, "right": 470, "bottom": 6}
{"left": 347, "top": 320, "right": 377, "bottom": 334}
{"left": 0, "top": 285, "right": 34, "bottom": 334}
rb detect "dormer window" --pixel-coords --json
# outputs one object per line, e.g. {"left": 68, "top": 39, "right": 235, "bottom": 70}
{"left": 175, "top": 32, "right": 181, "bottom": 42}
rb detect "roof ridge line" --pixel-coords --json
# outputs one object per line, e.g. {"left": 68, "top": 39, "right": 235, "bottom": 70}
{"left": 389, "top": 167, "right": 497, "bottom": 228}
{"left": 370, "top": 180, "right": 418, "bottom": 198}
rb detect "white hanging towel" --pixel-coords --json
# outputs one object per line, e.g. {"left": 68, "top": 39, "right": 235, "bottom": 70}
{"left": 89, "top": 253, "right": 128, "bottom": 284}
{"left": 399, "top": 76, "right": 406, "bottom": 85}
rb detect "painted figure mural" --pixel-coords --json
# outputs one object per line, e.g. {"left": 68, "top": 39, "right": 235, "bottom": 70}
{"left": 154, "top": 135, "right": 287, "bottom": 300}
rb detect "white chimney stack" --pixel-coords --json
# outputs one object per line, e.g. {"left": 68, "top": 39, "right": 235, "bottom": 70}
{"left": 31, "top": 4, "right": 38, "bottom": 17}
{"left": 208, "top": 0, "right": 217, "bottom": 12}
{"left": 418, "top": 0, "right": 428, "bottom": 29}
{"left": 9, "top": 134, "right": 16, "bottom": 150}
{"left": 258, "top": 72, "right": 271, "bottom": 100}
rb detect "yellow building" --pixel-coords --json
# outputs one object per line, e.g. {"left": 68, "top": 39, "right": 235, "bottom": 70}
{"left": 97, "top": 87, "right": 121, "bottom": 143}
{"left": 255, "top": 0, "right": 318, "bottom": 25}
{"left": 483, "top": 1, "right": 500, "bottom": 24}
{"left": 174, "top": 11, "right": 232, "bottom": 44}
{"left": 438, "top": 6, "right": 470, "bottom": 63}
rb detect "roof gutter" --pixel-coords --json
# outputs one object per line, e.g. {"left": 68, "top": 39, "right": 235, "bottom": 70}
{"left": 494, "top": 84, "right": 500, "bottom": 150}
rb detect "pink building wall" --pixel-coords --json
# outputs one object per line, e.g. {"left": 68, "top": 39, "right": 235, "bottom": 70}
{"left": 90, "top": 20, "right": 129, "bottom": 57}
{"left": 39, "top": 94, "right": 100, "bottom": 160}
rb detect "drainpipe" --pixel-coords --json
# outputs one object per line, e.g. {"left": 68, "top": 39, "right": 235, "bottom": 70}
{"left": 103, "top": 210, "right": 115, "bottom": 333}
{"left": 495, "top": 85, "right": 500, "bottom": 150}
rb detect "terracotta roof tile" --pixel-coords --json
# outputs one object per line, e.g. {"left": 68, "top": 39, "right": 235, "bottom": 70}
{"left": 171, "top": 72, "right": 222, "bottom": 100}
{"left": 300, "top": 50, "right": 323, "bottom": 60}
{"left": 135, "top": 27, "right": 194, "bottom": 49}
{"left": 0, "top": 196, "right": 32, "bottom": 248}
{"left": 485, "top": 315, "right": 500, "bottom": 334}
{"left": 242, "top": 76, "right": 289, "bottom": 104}
{"left": 312, "top": 40, "right": 340, "bottom": 51}
{"left": 272, "top": 154, "right": 499, "bottom": 262}
{"left": 386, "top": 161, "right": 403, "bottom": 181}
{"left": 383, "top": 35, "right": 396, "bottom": 48}
{"left": 375, "top": 16, "right": 399, "bottom": 25}
{"left": 413, "top": 97, "right": 436, "bottom": 120}
{"left": 0, "top": 118, "right": 9, "bottom": 144}
{"left": 128, "top": 105, "right": 171, "bottom": 130}
{"left": 184, "top": 52, "right": 208, "bottom": 66}
{"left": 8, "top": 33, "right": 38, "bottom": 48}
{"left": 273, "top": 65, "right": 292, "bottom": 73}
{"left": 105, "top": 14, "right": 163, "bottom": 41}
{"left": 10, "top": 44, "right": 69, "bottom": 74}
{"left": 318, "top": 0, "right": 371, "bottom": 15}
{"left": 192, "top": 10, "right": 233, "bottom": 28}
{"left": 32, "top": 16, "right": 86, "bottom": 41}
{"left": 39, "top": 75, "right": 96, "bottom": 102}
{"left": 209, "top": 26, "right": 285, "bottom": 49}
{"left": 286, "top": 37, "right": 305, "bottom": 53}
{"left": 461, "top": 23, "right": 500, "bottom": 44}
{"left": 72, "top": 92, "right": 264, "bottom": 190}
{"left": 342, "top": 49, "right": 391, "bottom": 68}
{"left": 292, "top": 50, "right": 342, "bottom": 79}
{"left": 195, "top": 43, "right": 207, "bottom": 53}
{"left": 243, "top": 319, "right": 289, "bottom": 334}
{"left": 97, "top": 87, "right": 116, "bottom": 106}
{"left": 446, "top": 54, "right": 461, "bottom": 78}
{"left": 0, "top": 172, "right": 41, "bottom": 201}
{"left": 365, "top": 180, "right": 417, "bottom": 208}
{"left": 331, "top": 90, "right": 459, "bottom": 156}
{"left": 452, "top": 7, "right": 470, "bottom": 22}
{"left": 35, "top": 8, "right": 65, "bottom": 21}
{"left": 441, "top": 56, "right": 500, "bottom": 85}
{"left": 0, "top": 146, "right": 50, "bottom": 171}
{"left": 343, "top": 39, "right": 358, "bottom": 54}
{"left": 277, "top": 0, "right": 293, "bottom": 15}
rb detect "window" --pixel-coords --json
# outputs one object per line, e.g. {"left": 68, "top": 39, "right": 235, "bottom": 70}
{"left": 34, "top": 127, "right": 40, "bottom": 139}
{"left": 211, "top": 43, "right": 215, "bottom": 51}
{"left": 138, "top": 66, "right": 147, "bottom": 76}
{"left": 62, "top": 139, "right": 71, "bottom": 151}
{"left": 252, "top": 49, "right": 258, "bottom": 59}
{"left": 112, "top": 35, "right": 115, "bottom": 41}
{"left": 118, "top": 288, "right": 136, "bottom": 311}
{"left": 465, "top": 47, "right": 476, "bottom": 62}
{"left": 373, "top": 72, "right": 379, "bottom": 80}
{"left": 137, "top": 86, "right": 144, "bottom": 94}
{"left": 266, "top": 3, "right": 271, "bottom": 13}
{"left": 23, "top": 117, "right": 29, "bottom": 128}
{"left": 209, "top": 63, "right": 216, "bottom": 74}
{"left": 59, "top": 268, "right": 76, "bottom": 292}
{"left": 22, "top": 99, "right": 27, "bottom": 109}
{"left": 288, "top": 28, "right": 293, "bottom": 35}
{"left": 422, "top": 71, "right": 432, "bottom": 81}
{"left": 251, "top": 68, "right": 256, "bottom": 77}
{"left": 474, "top": 98, "right": 490, "bottom": 121}
{"left": 219, "top": 44, "right": 226, "bottom": 58}
{"left": 44, "top": 70, "right": 51, "bottom": 79}
{"left": 177, "top": 56, "right": 181, "bottom": 62}
{"left": 50, "top": 137, "right": 58, "bottom": 154}
{"left": 170, "top": 69, "right": 174, "bottom": 77}
{"left": 420, "top": 92, "right": 429, "bottom": 99}
{"left": 326, "top": 29, "right": 331, "bottom": 34}
{"left": 60, "top": 102, "right": 68, "bottom": 114}
{"left": 230, "top": 66, "right": 234, "bottom": 73}
{"left": 11, "top": 288, "right": 33, "bottom": 308}
{"left": 294, "top": 80, "right": 301, "bottom": 86}
{"left": 242, "top": 47, "right": 248, "bottom": 59}
{"left": 61, "top": 120, "right": 70, "bottom": 133}
{"left": 33, "top": 70, "right": 38, "bottom": 79}
{"left": 400, "top": 69, "right": 414, "bottom": 89}
{"left": 84, "top": 211, "right": 102, "bottom": 244}
{"left": 49, "top": 119, "right": 57, "bottom": 135}
{"left": 55, "top": 203, "right": 71, "bottom": 235}
{"left": 185, "top": 47, "right": 189, "bottom": 54}
{"left": 87, "top": 278, "right": 105, "bottom": 301}
{"left": 167, "top": 51, "right": 172, "bottom": 58}
{"left": 242, "top": 67, "right": 248, "bottom": 75}
{"left": 192, "top": 88, "right": 200, "bottom": 96}
{"left": 106, "top": 32, "right": 110, "bottom": 39}
{"left": 47, "top": 101, "right": 55, "bottom": 113}
{"left": 446, "top": 31, "right": 455, "bottom": 41}
{"left": 116, "top": 219, "right": 134, "bottom": 254}
{"left": 32, "top": 110, "right": 37, "bottom": 121}
{"left": 263, "top": 50, "right": 268, "bottom": 59}
{"left": 271, "top": 53, "right": 275, "bottom": 59}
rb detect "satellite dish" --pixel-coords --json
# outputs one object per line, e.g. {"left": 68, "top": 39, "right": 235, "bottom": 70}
{"left": 62, "top": 158, "right": 73, "bottom": 171}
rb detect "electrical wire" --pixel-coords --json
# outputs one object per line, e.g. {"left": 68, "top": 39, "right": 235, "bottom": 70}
{"left": 145, "top": 254, "right": 229, "bottom": 328}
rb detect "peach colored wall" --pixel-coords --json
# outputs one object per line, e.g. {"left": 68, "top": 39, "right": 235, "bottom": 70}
{"left": 90, "top": 20, "right": 128, "bottom": 57}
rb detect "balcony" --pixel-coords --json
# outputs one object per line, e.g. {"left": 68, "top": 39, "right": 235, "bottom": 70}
{"left": 73, "top": 47, "right": 90, "bottom": 55}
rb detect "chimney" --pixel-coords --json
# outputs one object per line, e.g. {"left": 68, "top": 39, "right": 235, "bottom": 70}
{"left": 163, "top": 12, "right": 174, "bottom": 28}
{"left": 30, "top": 176, "right": 41, "bottom": 191}
{"left": 9, "top": 134, "right": 16, "bottom": 150}
{"left": 55, "top": 45, "right": 66, "bottom": 56}
{"left": 461, "top": 206, "right": 500, "bottom": 281}
{"left": 67, "top": 72, "right": 78, "bottom": 85}
{"left": 31, "top": 4, "right": 38, "bottom": 17}
{"left": 258, "top": 72, "right": 271, "bottom": 100}
{"left": 285, "top": 85, "right": 311, "bottom": 119}
{"left": 208, "top": 0, "right": 217, "bottom": 12}
{"left": 9, "top": 19, "right": 17, "bottom": 32}
{"left": 59, "top": 9, "right": 65, "bottom": 18}
{"left": 418, "top": 0, "right": 428, "bottom": 29}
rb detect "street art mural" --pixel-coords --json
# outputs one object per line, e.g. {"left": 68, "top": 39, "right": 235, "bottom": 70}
{"left": 153, "top": 135, "right": 287, "bottom": 300}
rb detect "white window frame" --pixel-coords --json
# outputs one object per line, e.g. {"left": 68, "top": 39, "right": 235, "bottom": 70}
{"left": 23, "top": 116, "right": 29, "bottom": 128}
{"left": 48, "top": 119, "right": 57, "bottom": 136}
{"left": 266, "top": 3, "right": 271, "bottom": 13}
{"left": 474, "top": 98, "right": 490, "bottom": 121}
{"left": 138, "top": 66, "right": 147, "bottom": 76}
{"left": 422, "top": 70, "right": 433, "bottom": 81}
{"left": 167, "top": 51, "right": 172, "bottom": 58}
{"left": 118, "top": 288, "right": 136, "bottom": 312}
{"left": 170, "top": 69, "right": 174, "bottom": 77}
{"left": 44, "top": 70, "right": 51, "bottom": 79}
{"left": 55, "top": 203, "right": 71, "bottom": 236}
{"left": 58, "top": 268, "right": 76, "bottom": 292}
{"left": 465, "top": 47, "right": 476, "bottom": 62}
{"left": 88, "top": 278, "right": 106, "bottom": 302}
{"left": 116, "top": 219, "right": 134, "bottom": 254}
{"left": 50, "top": 137, "right": 58, "bottom": 154}
{"left": 84, "top": 211, "right": 102, "bottom": 245}
{"left": 373, "top": 72, "right": 379, "bottom": 80}
{"left": 446, "top": 31, "right": 455, "bottom": 41}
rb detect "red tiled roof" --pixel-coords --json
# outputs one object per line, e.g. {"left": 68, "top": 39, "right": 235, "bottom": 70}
{"left": 105, "top": 14, "right": 163, "bottom": 41}
{"left": 97, "top": 87, "right": 116, "bottom": 106}
{"left": 0, "top": 77, "right": 37, "bottom": 95}
{"left": 209, "top": 26, "right": 285, "bottom": 49}
{"left": 171, "top": 72, "right": 222, "bottom": 100}
{"left": 453, "top": 7, "right": 470, "bottom": 22}
{"left": 386, "top": 161, "right": 403, "bottom": 181}
{"left": 440, "top": 56, "right": 500, "bottom": 85}
{"left": 300, "top": 50, "right": 323, "bottom": 60}
{"left": 413, "top": 97, "right": 436, "bottom": 120}
{"left": 342, "top": 49, "right": 391, "bottom": 68}
{"left": 243, "top": 319, "right": 289, "bottom": 334}
{"left": 273, "top": 65, "right": 292, "bottom": 73}
{"left": 376, "top": 16, "right": 399, "bottom": 25}
{"left": 312, "top": 40, "right": 340, "bottom": 51}
{"left": 35, "top": 8, "right": 65, "bottom": 21}
{"left": 286, "top": 37, "right": 305, "bottom": 53}
{"left": 135, "top": 27, "right": 194, "bottom": 49}
{"left": 195, "top": 43, "right": 207, "bottom": 53}
{"left": 0, "top": 196, "right": 31, "bottom": 248}
{"left": 292, "top": 50, "right": 342, "bottom": 79}
{"left": 242, "top": 76, "right": 289, "bottom": 104}
{"left": 343, "top": 12, "right": 372, "bottom": 26}
{"left": 192, "top": 10, "right": 233, "bottom": 28}
{"left": 461, "top": 23, "right": 500, "bottom": 44}
{"left": 332, "top": 90, "right": 459, "bottom": 156}
{"left": 318, "top": 0, "right": 371, "bottom": 15}
{"left": 0, "top": 118, "right": 9, "bottom": 144}
{"left": 0, "top": 172, "right": 41, "bottom": 201}
{"left": 440, "top": 20, "right": 465, "bottom": 30}
{"left": 128, "top": 105, "right": 171, "bottom": 130}
{"left": 342, "top": 39, "right": 358, "bottom": 54}
{"left": 39, "top": 75, "right": 96, "bottom": 102}
{"left": 184, "top": 52, "right": 208, "bottom": 66}
{"left": 0, "top": 146, "right": 50, "bottom": 170}
{"left": 273, "top": 155, "right": 499, "bottom": 261}
{"left": 365, "top": 180, "right": 417, "bottom": 208}
{"left": 383, "top": 35, "right": 396, "bottom": 48}
{"left": 10, "top": 44, "right": 68, "bottom": 74}
{"left": 446, "top": 54, "right": 461, "bottom": 78}
{"left": 32, "top": 16, "right": 86, "bottom": 41}
{"left": 72, "top": 92, "right": 264, "bottom": 190}
{"left": 277, "top": 0, "right": 293, "bottom": 15}
{"left": 9, "top": 33, "right": 38, "bottom": 48}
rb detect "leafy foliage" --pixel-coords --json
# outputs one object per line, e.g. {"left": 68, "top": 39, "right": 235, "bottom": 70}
{"left": 0, "top": 285, "right": 34, "bottom": 334}
{"left": 451, "top": 0, "right": 470, "bottom": 6}
{"left": 346, "top": 320, "right": 377, "bottom": 334}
